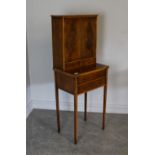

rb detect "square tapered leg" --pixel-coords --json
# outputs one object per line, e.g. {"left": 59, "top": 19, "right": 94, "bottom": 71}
{"left": 74, "top": 94, "right": 78, "bottom": 144}
{"left": 84, "top": 93, "right": 87, "bottom": 121}
{"left": 55, "top": 83, "right": 60, "bottom": 133}
{"left": 102, "top": 85, "right": 107, "bottom": 129}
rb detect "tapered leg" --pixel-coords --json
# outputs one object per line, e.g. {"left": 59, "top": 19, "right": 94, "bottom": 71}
{"left": 84, "top": 93, "right": 87, "bottom": 121}
{"left": 55, "top": 86, "right": 60, "bottom": 133}
{"left": 74, "top": 94, "right": 78, "bottom": 144}
{"left": 102, "top": 85, "right": 107, "bottom": 129}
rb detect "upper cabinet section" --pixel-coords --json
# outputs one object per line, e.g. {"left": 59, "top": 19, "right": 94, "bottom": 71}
{"left": 51, "top": 15, "right": 97, "bottom": 72}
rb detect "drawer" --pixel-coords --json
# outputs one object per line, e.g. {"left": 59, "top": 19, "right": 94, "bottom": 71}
{"left": 77, "top": 69, "right": 106, "bottom": 84}
{"left": 78, "top": 77, "right": 106, "bottom": 94}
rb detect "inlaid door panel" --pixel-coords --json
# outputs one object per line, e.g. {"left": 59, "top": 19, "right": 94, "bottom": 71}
{"left": 80, "top": 17, "right": 96, "bottom": 59}
{"left": 64, "top": 18, "right": 81, "bottom": 63}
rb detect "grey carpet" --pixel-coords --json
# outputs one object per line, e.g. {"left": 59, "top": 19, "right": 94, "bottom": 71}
{"left": 27, "top": 109, "right": 128, "bottom": 155}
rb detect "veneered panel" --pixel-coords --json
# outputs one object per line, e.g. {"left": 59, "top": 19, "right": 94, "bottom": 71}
{"left": 80, "top": 17, "right": 97, "bottom": 59}
{"left": 55, "top": 70, "right": 75, "bottom": 94}
{"left": 52, "top": 17, "right": 63, "bottom": 69}
{"left": 64, "top": 18, "right": 81, "bottom": 63}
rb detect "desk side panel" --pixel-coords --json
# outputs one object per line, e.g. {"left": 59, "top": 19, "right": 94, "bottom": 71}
{"left": 52, "top": 17, "right": 63, "bottom": 70}
{"left": 55, "top": 71, "right": 75, "bottom": 94}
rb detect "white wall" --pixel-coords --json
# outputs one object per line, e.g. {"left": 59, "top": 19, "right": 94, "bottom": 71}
{"left": 26, "top": 0, "right": 128, "bottom": 114}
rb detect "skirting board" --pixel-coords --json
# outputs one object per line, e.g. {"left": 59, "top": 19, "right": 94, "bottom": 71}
{"left": 31, "top": 99, "right": 128, "bottom": 114}
{"left": 26, "top": 100, "right": 33, "bottom": 118}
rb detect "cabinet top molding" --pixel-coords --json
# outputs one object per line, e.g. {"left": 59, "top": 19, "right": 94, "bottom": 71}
{"left": 51, "top": 15, "right": 98, "bottom": 18}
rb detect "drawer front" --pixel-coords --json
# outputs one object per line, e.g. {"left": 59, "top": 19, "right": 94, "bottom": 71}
{"left": 78, "top": 77, "right": 106, "bottom": 94}
{"left": 65, "top": 60, "right": 80, "bottom": 71}
{"left": 77, "top": 69, "right": 106, "bottom": 84}
{"left": 64, "top": 58, "right": 96, "bottom": 72}
{"left": 80, "top": 57, "right": 96, "bottom": 68}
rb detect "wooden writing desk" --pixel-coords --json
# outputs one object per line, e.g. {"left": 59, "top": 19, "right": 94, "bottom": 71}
{"left": 51, "top": 15, "right": 109, "bottom": 144}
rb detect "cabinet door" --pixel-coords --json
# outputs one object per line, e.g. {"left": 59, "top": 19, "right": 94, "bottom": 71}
{"left": 64, "top": 18, "right": 81, "bottom": 62}
{"left": 80, "top": 17, "right": 96, "bottom": 59}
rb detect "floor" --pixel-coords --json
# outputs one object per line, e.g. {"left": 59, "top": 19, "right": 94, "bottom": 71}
{"left": 27, "top": 109, "right": 128, "bottom": 155}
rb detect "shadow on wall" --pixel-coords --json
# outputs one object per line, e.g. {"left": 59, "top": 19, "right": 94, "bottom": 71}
{"left": 26, "top": 38, "right": 31, "bottom": 103}
{"left": 97, "top": 13, "right": 106, "bottom": 59}
{"left": 109, "top": 69, "right": 128, "bottom": 88}
{"left": 26, "top": 41, "right": 30, "bottom": 88}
